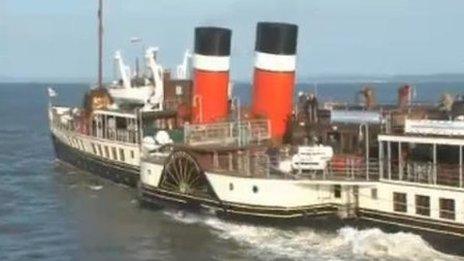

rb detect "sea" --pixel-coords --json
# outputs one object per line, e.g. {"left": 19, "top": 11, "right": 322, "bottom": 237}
{"left": 1, "top": 81, "right": 463, "bottom": 260}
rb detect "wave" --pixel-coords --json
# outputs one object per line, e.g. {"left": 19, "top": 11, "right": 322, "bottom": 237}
{"left": 164, "top": 210, "right": 458, "bottom": 261}
{"left": 88, "top": 185, "right": 103, "bottom": 191}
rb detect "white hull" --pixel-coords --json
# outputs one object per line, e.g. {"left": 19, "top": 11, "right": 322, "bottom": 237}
{"left": 140, "top": 159, "right": 464, "bottom": 237}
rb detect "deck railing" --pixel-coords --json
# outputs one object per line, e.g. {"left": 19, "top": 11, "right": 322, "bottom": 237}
{"left": 325, "top": 158, "right": 380, "bottom": 181}
{"left": 106, "top": 129, "right": 138, "bottom": 144}
{"left": 184, "top": 119, "right": 271, "bottom": 147}
{"left": 207, "top": 150, "right": 380, "bottom": 181}
{"left": 50, "top": 109, "right": 138, "bottom": 144}
{"left": 385, "top": 160, "right": 463, "bottom": 188}
{"left": 283, "top": 158, "right": 380, "bottom": 181}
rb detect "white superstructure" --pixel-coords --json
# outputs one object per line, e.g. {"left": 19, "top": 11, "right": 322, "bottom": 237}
{"left": 138, "top": 116, "right": 464, "bottom": 239}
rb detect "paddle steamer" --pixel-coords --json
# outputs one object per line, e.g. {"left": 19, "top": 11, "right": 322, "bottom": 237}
{"left": 135, "top": 23, "right": 464, "bottom": 255}
{"left": 47, "top": 0, "right": 464, "bottom": 255}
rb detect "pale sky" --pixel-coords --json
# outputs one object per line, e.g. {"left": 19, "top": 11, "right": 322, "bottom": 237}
{"left": 1, "top": 0, "right": 464, "bottom": 81}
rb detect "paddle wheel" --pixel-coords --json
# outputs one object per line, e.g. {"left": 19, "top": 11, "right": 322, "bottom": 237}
{"left": 158, "top": 149, "right": 217, "bottom": 200}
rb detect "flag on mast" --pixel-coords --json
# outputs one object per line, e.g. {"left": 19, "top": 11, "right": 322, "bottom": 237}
{"left": 47, "top": 87, "right": 57, "bottom": 97}
{"left": 130, "top": 37, "right": 142, "bottom": 43}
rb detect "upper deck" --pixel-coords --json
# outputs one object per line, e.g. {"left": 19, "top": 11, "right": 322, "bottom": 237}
{"left": 49, "top": 105, "right": 141, "bottom": 145}
{"left": 378, "top": 119, "right": 464, "bottom": 189}
{"left": 142, "top": 142, "right": 380, "bottom": 184}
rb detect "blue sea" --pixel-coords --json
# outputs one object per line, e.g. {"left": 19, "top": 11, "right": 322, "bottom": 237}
{"left": 0, "top": 81, "right": 462, "bottom": 260}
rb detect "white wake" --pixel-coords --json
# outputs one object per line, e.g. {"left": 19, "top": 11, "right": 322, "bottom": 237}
{"left": 164, "top": 210, "right": 459, "bottom": 261}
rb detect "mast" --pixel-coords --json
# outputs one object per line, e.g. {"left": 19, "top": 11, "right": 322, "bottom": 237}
{"left": 98, "top": 0, "right": 103, "bottom": 88}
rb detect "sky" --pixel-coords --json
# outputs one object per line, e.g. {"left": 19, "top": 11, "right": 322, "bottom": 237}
{"left": 1, "top": 0, "right": 464, "bottom": 82}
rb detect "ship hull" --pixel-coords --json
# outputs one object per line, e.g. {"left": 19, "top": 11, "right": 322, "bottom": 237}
{"left": 138, "top": 183, "right": 344, "bottom": 226}
{"left": 51, "top": 134, "right": 139, "bottom": 187}
{"left": 138, "top": 183, "right": 464, "bottom": 256}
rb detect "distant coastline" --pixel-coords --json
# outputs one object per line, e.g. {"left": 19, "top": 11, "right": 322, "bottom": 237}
{"left": 303, "top": 73, "right": 464, "bottom": 83}
{"left": 2, "top": 73, "right": 464, "bottom": 84}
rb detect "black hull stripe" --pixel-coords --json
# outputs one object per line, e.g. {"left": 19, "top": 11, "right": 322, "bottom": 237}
{"left": 359, "top": 208, "right": 464, "bottom": 237}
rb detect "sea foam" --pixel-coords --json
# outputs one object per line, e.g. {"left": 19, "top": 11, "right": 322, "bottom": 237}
{"left": 164, "top": 210, "right": 458, "bottom": 261}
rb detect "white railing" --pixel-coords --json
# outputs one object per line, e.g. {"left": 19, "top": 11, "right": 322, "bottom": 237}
{"left": 184, "top": 119, "right": 271, "bottom": 147}
{"left": 326, "top": 158, "right": 379, "bottom": 181}
{"left": 50, "top": 109, "right": 138, "bottom": 144}
{"left": 204, "top": 151, "right": 272, "bottom": 178}
{"left": 405, "top": 119, "right": 464, "bottom": 136}
{"left": 384, "top": 161, "right": 463, "bottom": 188}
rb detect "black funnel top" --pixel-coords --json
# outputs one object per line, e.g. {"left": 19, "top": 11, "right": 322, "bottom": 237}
{"left": 255, "top": 22, "right": 298, "bottom": 55}
{"left": 194, "top": 27, "right": 232, "bottom": 56}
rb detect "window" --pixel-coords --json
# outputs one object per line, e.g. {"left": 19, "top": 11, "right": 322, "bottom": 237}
{"left": 175, "top": 85, "right": 183, "bottom": 95}
{"left": 439, "top": 198, "right": 455, "bottom": 220}
{"left": 393, "top": 192, "right": 407, "bottom": 213}
{"left": 119, "top": 148, "right": 125, "bottom": 162}
{"left": 415, "top": 195, "right": 430, "bottom": 216}
{"left": 91, "top": 143, "right": 97, "bottom": 154}
{"left": 334, "top": 185, "right": 341, "bottom": 198}
{"left": 131, "top": 150, "right": 135, "bottom": 159}
{"left": 112, "top": 147, "right": 118, "bottom": 160}
{"left": 371, "top": 188, "right": 378, "bottom": 200}
{"left": 252, "top": 185, "right": 258, "bottom": 193}
{"left": 97, "top": 145, "right": 103, "bottom": 156}
{"left": 229, "top": 183, "right": 234, "bottom": 191}
{"left": 104, "top": 146, "right": 109, "bottom": 158}
{"left": 115, "top": 117, "right": 127, "bottom": 129}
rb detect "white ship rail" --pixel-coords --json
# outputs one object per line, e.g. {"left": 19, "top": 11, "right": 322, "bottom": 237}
{"left": 49, "top": 107, "right": 139, "bottom": 144}
{"left": 325, "top": 158, "right": 380, "bottom": 181}
{"left": 379, "top": 134, "right": 464, "bottom": 189}
{"left": 208, "top": 151, "right": 380, "bottom": 181}
{"left": 184, "top": 119, "right": 270, "bottom": 147}
{"left": 384, "top": 161, "right": 463, "bottom": 187}
{"left": 278, "top": 157, "right": 380, "bottom": 181}
{"left": 142, "top": 142, "right": 380, "bottom": 182}
{"left": 207, "top": 150, "right": 271, "bottom": 177}
{"left": 405, "top": 119, "right": 464, "bottom": 136}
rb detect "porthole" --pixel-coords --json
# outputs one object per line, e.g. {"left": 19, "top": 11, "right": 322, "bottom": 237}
{"left": 252, "top": 185, "right": 258, "bottom": 193}
{"left": 229, "top": 183, "right": 234, "bottom": 191}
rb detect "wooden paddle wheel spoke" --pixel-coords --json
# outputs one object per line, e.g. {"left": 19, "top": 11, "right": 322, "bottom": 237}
{"left": 178, "top": 157, "right": 187, "bottom": 181}
{"left": 161, "top": 181, "right": 178, "bottom": 190}
{"left": 188, "top": 174, "right": 202, "bottom": 188}
{"left": 158, "top": 150, "right": 217, "bottom": 200}
{"left": 164, "top": 164, "right": 180, "bottom": 185}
